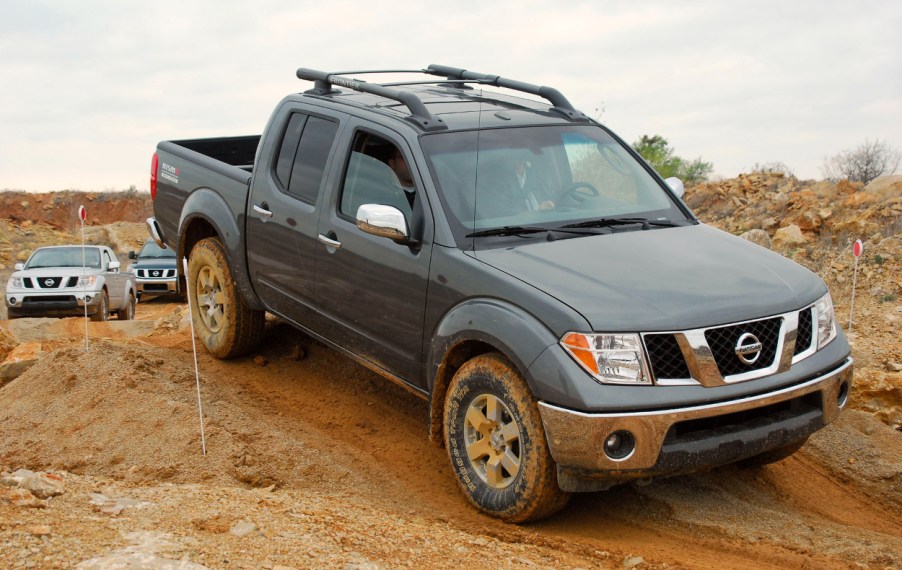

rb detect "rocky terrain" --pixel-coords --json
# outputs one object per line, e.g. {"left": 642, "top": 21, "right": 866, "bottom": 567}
{"left": 0, "top": 179, "right": 900, "bottom": 569}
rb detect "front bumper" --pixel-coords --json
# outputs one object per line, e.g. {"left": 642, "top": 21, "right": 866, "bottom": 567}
{"left": 135, "top": 277, "right": 178, "bottom": 295}
{"left": 538, "top": 358, "right": 852, "bottom": 491}
{"left": 6, "top": 290, "right": 103, "bottom": 318}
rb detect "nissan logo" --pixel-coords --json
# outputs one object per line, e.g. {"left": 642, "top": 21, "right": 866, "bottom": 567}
{"left": 44, "top": 278, "right": 54, "bottom": 287}
{"left": 152, "top": 270, "right": 161, "bottom": 277}
{"left": 735, "top": 332, "right": 763, "bottom": 364}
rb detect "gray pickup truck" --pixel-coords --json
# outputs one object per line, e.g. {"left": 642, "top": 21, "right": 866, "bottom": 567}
{"left": 5, "top": 245, "right": 136, "bottom": 321}
{"left": 148, "top": 65, "right": 852, "bottom": 522}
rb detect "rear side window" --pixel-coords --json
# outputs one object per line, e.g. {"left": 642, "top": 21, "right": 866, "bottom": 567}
{"left": 273, "top": 113, "right": 339, "bottom": 204}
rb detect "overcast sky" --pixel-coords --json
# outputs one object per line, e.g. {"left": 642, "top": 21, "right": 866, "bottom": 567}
{"left": 1, "top": 0, "right": 900, "bottom": 192}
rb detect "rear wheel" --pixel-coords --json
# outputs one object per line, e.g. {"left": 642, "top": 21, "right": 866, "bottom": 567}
{"left": 187, "top": 237, "right": 263, "bottom": 359}
{"left": 90, "top": 290, "right": 109, "bottom": 322}
{"left": 444, "top": 352, "right": 570, "bottom": 522}
{"left": 117, "top": 293, "right": 136, "bottom": 320}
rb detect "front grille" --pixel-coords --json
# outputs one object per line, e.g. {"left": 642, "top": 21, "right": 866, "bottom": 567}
{"left": 644, "top": 334, "right": 691, "bottom": 379}
{"left": 704, "top": 317, "right": 782, "bottom": 377}
{"left": 66, "top": 276, "right": 79, "bottom": 288}
{"left": 23, "top": 295, "right": 75, "bottom": 305}
{"left": 138, "top": 269, "right": 175, "bottom": 278}
{"left": 23, "top": 277, "right": 34, "bottom": 288}
{"left": 37, "top": 277, "right": 63, "bottom": 288}
{"left": 795, "top": 307, "right": 813, "bottom": 355}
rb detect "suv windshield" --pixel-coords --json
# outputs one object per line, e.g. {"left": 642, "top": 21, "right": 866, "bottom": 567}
{"left": 139, "top": 241, "right": 176, "bottom": 258}
{"left": 26, "top": 247, "right": 101, "bottom": 269}
{"left": 421, "top": 125, "right": 692, "bottom": 245}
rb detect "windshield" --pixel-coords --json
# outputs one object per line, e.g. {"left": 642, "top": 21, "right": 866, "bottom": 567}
{"left": 26, "top": 247, "right": 101, "bottom": 269}
{"left": 421, "top": 125, "right": 692, "bottom": 245}
{"left": 139, "top": 241, "right": 176, "bottom": 258}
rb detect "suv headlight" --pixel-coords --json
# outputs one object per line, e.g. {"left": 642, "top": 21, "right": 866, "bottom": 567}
{"left": 76, "top": 275, "right": 96, "bottom": 288}
{"left": 815, "top": 291, "right": 837, "bottom": 350}
{"left": 8, "top": 276, "right": 23, "bottom": 289}
{"left": 561, "top": 332, "right": 651, "bottom": 385}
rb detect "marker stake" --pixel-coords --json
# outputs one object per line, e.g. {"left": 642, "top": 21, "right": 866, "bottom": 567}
{"left": 79, "top": 205, "right": 88, "bottom": 352}
{"left": 182, "top": 257, "right": 207, "bottom": 455}
{"left": 848, "top": 239, "right": 862, "bottom": 332}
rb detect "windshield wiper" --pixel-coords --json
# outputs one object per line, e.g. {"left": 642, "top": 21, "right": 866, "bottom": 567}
{"left": 562, "top": 217, "right": 680, "bottom": 230}
{"left": 466, "top": 225, "right": 604, "bottom": 238}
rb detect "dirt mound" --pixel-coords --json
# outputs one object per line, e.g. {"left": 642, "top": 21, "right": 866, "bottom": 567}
{"left": 0, "top": 191, "right": 152, "bottom": 232}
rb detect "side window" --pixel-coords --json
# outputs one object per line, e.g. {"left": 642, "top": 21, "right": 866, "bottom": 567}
{"left": 272, "top": 113, "right": 339, "bottom": 204}
{"left": 339, "top": 132, "right": 415, "bottom": 220}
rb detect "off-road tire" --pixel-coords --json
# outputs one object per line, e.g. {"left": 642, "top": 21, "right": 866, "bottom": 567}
{"left": 117, "top": 293, "right": 136, "bottom": 320}
{"left": 187, "top": 237, "right": 263, "bottom": 359}
{"left": 738, "top": 437, "right": 809, "bottom": 468}
{"left": 90, "top": 290, "right": 109, "bottom": 322}
{"left": 444, "top": 352, "right": 570, "bottom": 522}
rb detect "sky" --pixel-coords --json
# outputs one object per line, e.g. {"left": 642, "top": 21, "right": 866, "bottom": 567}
{"left": 1, "top": 0, "right": 900, "bottom": 192}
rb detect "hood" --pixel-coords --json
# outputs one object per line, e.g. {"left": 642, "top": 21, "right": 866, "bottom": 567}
{"left": 475, "top": 224, "right": 826, "bottom": 331}
{"left": 131, "top": 258, "right": 178, "bottom": 270}
{"left": 14, "top": 267, "right": 103, "bottom": 278}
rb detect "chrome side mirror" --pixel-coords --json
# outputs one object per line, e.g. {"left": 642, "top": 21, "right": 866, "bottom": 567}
{"left": 14, "top": 263, "right": 24, "bottom": 271}
{"left": 664, "top": 177, "right": 685, "bottom": 199}
{"left": 109, "top": 261, "right": 121, "bottom": 272}
{"left": 356, "top": 204, "right": 415, "bottom": 244}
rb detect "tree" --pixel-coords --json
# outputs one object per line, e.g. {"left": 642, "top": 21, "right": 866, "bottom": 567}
{"left": 632, "top": 135, "right": 713, "bottom": 184}
{"left": 822, "top": 139, "right": 900, "bottom": 185}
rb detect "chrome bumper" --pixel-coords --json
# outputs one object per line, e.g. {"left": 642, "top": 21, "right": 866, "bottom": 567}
{"left": 538, "top": 358, "right": 852, "bottom": 477}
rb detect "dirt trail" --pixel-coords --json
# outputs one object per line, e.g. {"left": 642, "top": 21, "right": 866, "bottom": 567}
{"left": 2, "top": 310, "right": 899, "bottom": 569}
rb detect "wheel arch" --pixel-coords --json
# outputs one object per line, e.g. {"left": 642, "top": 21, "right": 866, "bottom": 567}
{"left": 426, "top": 299, "right": 560, "bottom": 447}
{"left": 178, "top": 189, "right": 264, "bottom": 311}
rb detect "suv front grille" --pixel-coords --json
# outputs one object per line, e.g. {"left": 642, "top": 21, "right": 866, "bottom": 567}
{"left": 642, "top": 307, "right": 819, "bottom": 386}
{"left": 705, "top": 317, "right": 782, "bottom": 377}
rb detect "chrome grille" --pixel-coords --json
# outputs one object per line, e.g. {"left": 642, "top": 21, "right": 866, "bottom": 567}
{"left": 644, "top": 333, "right": 691, "bottom": 380}
{"left": 37, "top": 276, "right": 63, "bottom": 288}
{"left": 795, "top": 307, "right": 813, "bottom": 356}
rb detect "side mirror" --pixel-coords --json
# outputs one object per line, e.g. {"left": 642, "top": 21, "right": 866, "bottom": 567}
{"left": 664, "top": 177, "right": 685, "bottom": 199}
{"left": 356, "top": 204, "right": 418, "bottom": 246}
{"left": 128, "top": 251, "right": 137, "bottom": 260}
{"left": 109, "top": 261, "right": 121, "bottom": 272}
{"left": 14, "top": 263, "right": 24, "bottom": 271}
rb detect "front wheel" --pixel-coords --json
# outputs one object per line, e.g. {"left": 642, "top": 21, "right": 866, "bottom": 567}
{"left": 187, "top": 237, "right": 264, "bottom": 359}
{"left": 117, "top": 293, "right": 136, "bottom": 320}
{"left": 90, "top": 290, "right": 109, "bottom": 322}
{"left": 444, "top": 352, "right": 570, "bottom": 522}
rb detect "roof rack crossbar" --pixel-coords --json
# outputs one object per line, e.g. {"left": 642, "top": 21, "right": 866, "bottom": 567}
{"left": 296, "top": 67, "right": 447, "bottom": 131}
{"left": 424, "top": 64, "right": 588, "bottom": 121}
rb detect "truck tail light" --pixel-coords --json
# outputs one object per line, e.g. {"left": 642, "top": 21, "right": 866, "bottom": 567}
{"left": 150, "top": 152, "right": 159, "bottom": 200}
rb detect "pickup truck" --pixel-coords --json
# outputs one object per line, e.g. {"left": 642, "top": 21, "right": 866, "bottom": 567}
{"left": 6, "top": 245, "right": 136, "bottom": 321}
{"left": 128, "top": 239, "right": 181, "bottom": 300}
{"left": 148, "top": 65, "right": 853, "bottom": 522}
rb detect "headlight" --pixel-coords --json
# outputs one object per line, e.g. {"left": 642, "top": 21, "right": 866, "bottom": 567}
{"left": 561, "top": 332, "right": 651, "bottom": 385}
{"left": 8, "top": 277, "right": 23, "bottom": 288}
{"left": 815, "top": 291, "right": 837, "bottom": 350}
{"left": 76, "top": 275, "right": 96, "bottom": 288}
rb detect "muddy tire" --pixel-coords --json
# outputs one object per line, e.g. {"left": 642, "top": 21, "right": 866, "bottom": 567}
{"left": 117, "top": 293, "right": 136, "bottom": 320}
{"left": 90, "top": 290, "right": 109, "bottom": 322}
{"left": 738, "top": 437, "right": 808, "bottom": 468}
{"left": 187, "top": 237, "right": 263, "bottom": 359}
{"left": 444, "top": 352, "right": 570, "bottom": 522}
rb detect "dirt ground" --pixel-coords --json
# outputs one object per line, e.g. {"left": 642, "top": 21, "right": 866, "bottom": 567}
{"left": 1, "top": 182, "right": 900, "bottom": 569}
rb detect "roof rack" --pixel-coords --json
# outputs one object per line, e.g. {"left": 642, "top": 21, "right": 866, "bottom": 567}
{"left": 424, "top": 65, "right": 588, "bottom": 122}
{"left": 296, "top": 68, "right": 447, "bottom": 131}
{"left": 295, "top": 65, "right": 589, "bottom": 130}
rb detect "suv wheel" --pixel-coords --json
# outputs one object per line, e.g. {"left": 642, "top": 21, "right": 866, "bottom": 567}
{"left": 117, "top": 293, "right": 136, "bottom": 320}
{"left": 90, "top": 290, "right": 109, "bottom": 322}
{"left": 187, "top": 237, "right": 264, "bottom": 358}
{"left": 444, "top": 352, "right": 570, "bottom": 522}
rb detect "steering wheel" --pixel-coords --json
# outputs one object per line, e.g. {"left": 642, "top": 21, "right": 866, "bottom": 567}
{"left": 555, "top": 182, "right": 601, "bottom": 206}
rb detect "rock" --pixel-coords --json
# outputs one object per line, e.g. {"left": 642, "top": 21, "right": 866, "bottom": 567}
{"left": 772, "top": 224, "right": 807, "bottom": 248}
{"left": 0, "top": 342, "right": 43, "bottom": 384}
{"left": 622, "top": 556, "right": 645, "bottom": 568}
{"left": 288, "top": 345, "right": 307, "bottom": 361}
{"left": 15, "top": 250, "right": 29, "bottom": 262}
{"left": 887, "top": 362, "right": 902, "bottom": 372}
{"left": 739, "top": 229, "right": 772, "bottom": 250}
{"left": 20, "top": 472, "right": 65, "bottom": 499}
{"left": 6, "top": 488, "right": 48, "bottom": 508}
{"left": 77, "top": 552, "right": 209, "bottom": 569}
{"left": 229, "top": 520, "right": 258, "bottom": 537}
{"left": 20, "top": 200, "right": 29, "bottom": 208}
{"left": 27, "top": 525, "right": 51, "bottom": 537}
{"left": 761, "top": 217, "right": 778, "bottom": 229}
{"left": 253, "top": 355, "right": 268, "bottom": 367}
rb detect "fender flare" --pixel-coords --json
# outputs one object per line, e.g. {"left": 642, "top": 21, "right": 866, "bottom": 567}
{"left": 425, "top": 298, "right": 575, "bottom": 445}
{"left": 178, "top": 188, "right": 264, "bottom": 311}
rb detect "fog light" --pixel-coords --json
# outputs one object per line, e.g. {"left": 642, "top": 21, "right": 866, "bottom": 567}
{"left": 603, "top": 430, "right": 636, "bottom": 461}
{"left": 85, "top": 295, "right": 92, "bottom": 303}
{"left": 837, "top": 381, "right": 850, "bottom": 408}
{"left": 9, "top": 297, "right": 16, "bottom": 304}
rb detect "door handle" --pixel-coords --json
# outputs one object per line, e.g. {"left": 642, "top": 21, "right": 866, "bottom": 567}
{"left": 318, "top": 232, "right": 342, "bottom": 250}
{"left": 253, "top": 203, "right": 273, "bottom": 218}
